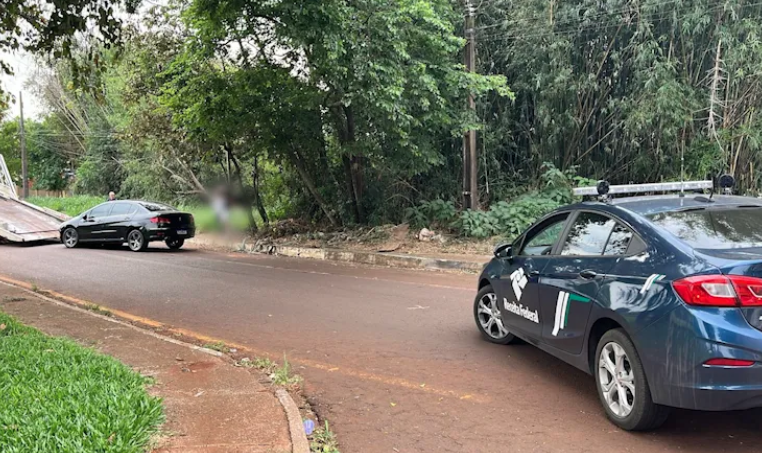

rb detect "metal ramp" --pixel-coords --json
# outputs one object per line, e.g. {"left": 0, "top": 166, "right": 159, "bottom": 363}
{"left": 0, "top": 154, "right": 67, "bottom": 243}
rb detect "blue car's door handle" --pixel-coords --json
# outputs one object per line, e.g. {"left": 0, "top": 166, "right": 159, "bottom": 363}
{"left": 579, "top": 269, "right": 599, "bottom": 280}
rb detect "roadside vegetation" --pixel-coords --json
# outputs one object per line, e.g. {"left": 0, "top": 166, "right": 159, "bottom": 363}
{"left": 30, "top": 164, "right": 591, "bottom": 241}
{"left": 5, "top": 0, "right": 755, "bottom": 242}
{"left": 29, "top": 196, "right": 255, "bottom": 233}
{"left": 238, "top": 355, "right": 303, "bottom": 390}
{"left": 0, "top": 311, "right": 163, "bottom": 452}
{"left": 310, "top": 421, "right": 341, "bottom": 453}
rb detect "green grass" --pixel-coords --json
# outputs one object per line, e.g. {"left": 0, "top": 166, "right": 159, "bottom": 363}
{"left": 310, "top": 421, "right": 341, "bottom": 453}
{"left": 237, "top": 355, "right": 303, "bottom": 388}
{"left": 27, "top": 196, "right": 103, "bottom": 217}
{"left": 202, "top": 341, "right": 228, "bottom": 352}
{"left": 0, "top": 311, "right": 164, "bottom": 452}
{"left": 84, "top": 303, "right": 113, "bottom": 317}
{"left": 28, "top": 196, "right": 258, "bottom": 233}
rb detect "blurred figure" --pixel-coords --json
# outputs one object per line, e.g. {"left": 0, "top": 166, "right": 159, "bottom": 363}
{"left": 107, "top": 191, "right": 116, "bottom": 202}
{"left": 211, "top": 185, "right": 230, "bottom": 230}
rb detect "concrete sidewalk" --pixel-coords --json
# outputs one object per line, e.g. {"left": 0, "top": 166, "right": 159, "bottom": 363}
{"left": 0, "top": 283, "right": 294, "bottom": 453}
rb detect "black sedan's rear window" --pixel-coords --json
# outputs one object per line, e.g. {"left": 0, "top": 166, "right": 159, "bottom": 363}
{"left": 140, "top": 202, "right": 176, "bottom": 212}
{"left": 648, "top": 206, "right": 762, "bottom": 249}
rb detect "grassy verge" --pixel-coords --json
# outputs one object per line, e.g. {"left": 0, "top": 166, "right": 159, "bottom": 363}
{"left": 28, "top": 196, "right": 256, "bottom": 233}
{"left": 0, "top": 311, "right": 163, "bottom": 452}
{"left": 28, "top": 195, "right": 102, "bottom": 217}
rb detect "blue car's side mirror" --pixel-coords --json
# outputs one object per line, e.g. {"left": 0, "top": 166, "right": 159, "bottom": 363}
{"left": 494, "top": 243, "right": 512, "bottom": 259}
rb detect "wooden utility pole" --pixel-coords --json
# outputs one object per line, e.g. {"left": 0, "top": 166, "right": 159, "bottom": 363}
{"left": 463, "top": 1, "right": 479, "bottom": 210}
{"left": 19, "top": 91, "right": 28, "bottom": 199}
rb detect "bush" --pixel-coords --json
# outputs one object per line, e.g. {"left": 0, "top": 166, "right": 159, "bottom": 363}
{"left": 455, "top": 193, "right": 561, "bottom": 239}
{"left": 456, "top": 209, "right": 499, "bottom": 238}
{"left": 454, "top": 163, "right": 580, "bottom": 239}
{"left": 404, "top": 199, "right": 457, "bottom": 229}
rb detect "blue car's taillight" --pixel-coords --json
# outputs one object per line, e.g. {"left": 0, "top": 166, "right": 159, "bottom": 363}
{"left": 673, "top": 274, "right": 762, "bottom": 307}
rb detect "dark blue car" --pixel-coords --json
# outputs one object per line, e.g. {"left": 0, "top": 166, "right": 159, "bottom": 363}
{"left": 474, "top": 181, "right": 762, "bottom": 431}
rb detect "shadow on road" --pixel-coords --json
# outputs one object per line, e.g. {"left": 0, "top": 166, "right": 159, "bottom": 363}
{"left": 478, "top": 331, "right": 762, "bottom": 450}
{"left": 1, "top": 240, "right": 197, "bottom": 254}
{"left": 0, "top": 240, "right": 59, "bottom": 248}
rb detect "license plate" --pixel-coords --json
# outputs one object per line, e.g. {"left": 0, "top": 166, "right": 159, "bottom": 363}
{"left": 177, "top": 230, "right": 188, "bottom": 235}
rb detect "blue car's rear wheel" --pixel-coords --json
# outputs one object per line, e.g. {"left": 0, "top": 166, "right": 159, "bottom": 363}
{"left": 474, "top": 285, "right": 517, "bottom": 345}
{"left": 595, "top": 329, "right": 670, "bottom": 430}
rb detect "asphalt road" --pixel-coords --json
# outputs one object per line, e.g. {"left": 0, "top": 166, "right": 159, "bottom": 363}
{"left": 1, "top": 243, "right": 761, "bottom": 452}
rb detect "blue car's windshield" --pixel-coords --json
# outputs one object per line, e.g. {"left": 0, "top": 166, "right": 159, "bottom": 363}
{"left": 649, "top": 206, "right": 762, "bottom": 250}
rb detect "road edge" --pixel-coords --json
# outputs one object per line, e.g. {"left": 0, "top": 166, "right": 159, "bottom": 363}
{"left": 0, "top": 275, "right": 311, "bottom": 453}
{"left": 191, "top": 235, "right": 487, "bottom": 273}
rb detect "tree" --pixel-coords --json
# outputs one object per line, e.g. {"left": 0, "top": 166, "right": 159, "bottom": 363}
{"left": 0, "top": 0, "right": 140, "bottom": 97}
{"left": 178, "top": 0, "right": 509, "bottom": 223}
{"left": 0, "top": 120, "right": 21, "bottom": 183}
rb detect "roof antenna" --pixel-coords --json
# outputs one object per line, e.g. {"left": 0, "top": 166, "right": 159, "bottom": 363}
{"left": 596, "top": 180, "right": 610, "bottom": 203}
{"left": 718, "top": 174, "right": 735, "bottom": 196}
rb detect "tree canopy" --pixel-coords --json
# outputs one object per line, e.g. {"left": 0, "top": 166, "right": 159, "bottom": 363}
{"left": 6, "top": 0, "right": 762, "bottom": 238}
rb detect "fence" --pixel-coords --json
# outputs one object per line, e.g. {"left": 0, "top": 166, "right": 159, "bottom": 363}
{"left": 15, "top": 186, "right": 69, "bottom": 198}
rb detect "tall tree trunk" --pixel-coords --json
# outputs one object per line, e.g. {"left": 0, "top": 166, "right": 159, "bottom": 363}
{"left": 342, "top": 105, "right": 364, "bottom": 223}
{"left": 251, "top": 156, "right": 268, "bottom": 224}
{"left": 291, "top": 147, "right": 339, "bottom": 227}
{"left": 226, "top": 145, "right": 258, "bottom": 233}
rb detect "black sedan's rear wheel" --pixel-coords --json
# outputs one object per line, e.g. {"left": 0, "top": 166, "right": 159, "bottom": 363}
{"left": 165, "top": 237, "right": 184, "bottom": 250}
{"left": 474, "top": 284, "right": 518, "bottom": 345}
{"left": 127, "top": 229, "right": 148, "bottom": 252}
{"left": 62, "top": 228, "right": 79, "bottom": 249}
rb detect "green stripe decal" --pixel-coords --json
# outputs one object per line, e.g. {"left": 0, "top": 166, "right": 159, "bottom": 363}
{"left": 568, "top": 294, "right": 590, "bottom": 303}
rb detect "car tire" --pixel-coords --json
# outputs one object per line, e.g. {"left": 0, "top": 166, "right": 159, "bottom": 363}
{"left": 62, "top": 228, "right": 79, "bottom": 249}
{"left": 127, "top": 229, "right": 148, "bottom": 252}
{"left": 595, "top": 328, "right": 670, "bottom": 431}
{"left": 165, "top": 238, "right": 184, "bottom": 250}
{"left": 474, "top": 284, "right": 518, "bottom": 345}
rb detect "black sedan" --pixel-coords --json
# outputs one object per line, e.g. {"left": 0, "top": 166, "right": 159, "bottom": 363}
{"left": 59, "top": 200, "right": 195, "bottom": 251}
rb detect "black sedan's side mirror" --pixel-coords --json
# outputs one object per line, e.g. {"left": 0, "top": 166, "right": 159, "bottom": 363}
{"left": 494, "top": 243, "right": 512, "bottom": 259}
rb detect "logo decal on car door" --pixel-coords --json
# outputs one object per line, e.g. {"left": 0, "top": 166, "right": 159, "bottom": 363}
{"left": 552, "top": 291, "right": 590, "bottom": 337}
{"left": 510, "top": 268, "right": 528, "bottom": 300}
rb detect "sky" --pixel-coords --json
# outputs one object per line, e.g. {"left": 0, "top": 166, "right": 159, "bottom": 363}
{"left": 1, "top": 51, "right": 45, "bottom": 120}
{"left": 1, "top": 0, "right": 167, "bottom": 122}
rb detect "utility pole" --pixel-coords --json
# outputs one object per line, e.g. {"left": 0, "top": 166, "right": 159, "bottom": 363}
{"left": 19, "top": 91, "right": 28, "bottom": 199}
{"left": 463, "top": 1, "right": 479, "bottom": 210}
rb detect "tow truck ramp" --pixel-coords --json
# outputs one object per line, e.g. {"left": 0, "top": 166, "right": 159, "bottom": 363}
{"left": 0, "top": 154, "right": 67, "bottom": 243}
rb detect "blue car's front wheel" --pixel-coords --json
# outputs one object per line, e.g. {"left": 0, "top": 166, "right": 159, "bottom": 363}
{"left": 474, "top": 285, "right": 518, "bottom": 345}
{"left": 595, "top": 329, "right": 670, "bottom": 430}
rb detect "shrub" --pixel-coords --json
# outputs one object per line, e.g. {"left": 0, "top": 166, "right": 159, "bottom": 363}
{"left": 404, "top": 199, "right": 457, "bottom": 229}
{"left": 456, "top": 209, "right": 499, "bottom": 238}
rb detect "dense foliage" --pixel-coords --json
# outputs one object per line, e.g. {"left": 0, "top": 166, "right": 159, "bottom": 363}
{"left": 4, "top": 0, "right": 762, "bottom": 238}
{"left": 478, "top": 0, "right": 762, "bottom": 194}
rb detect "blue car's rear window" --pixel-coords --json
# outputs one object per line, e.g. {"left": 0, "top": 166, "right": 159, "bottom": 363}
{"left": 648, "top": 207, "right": 762, "bottom": 249}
